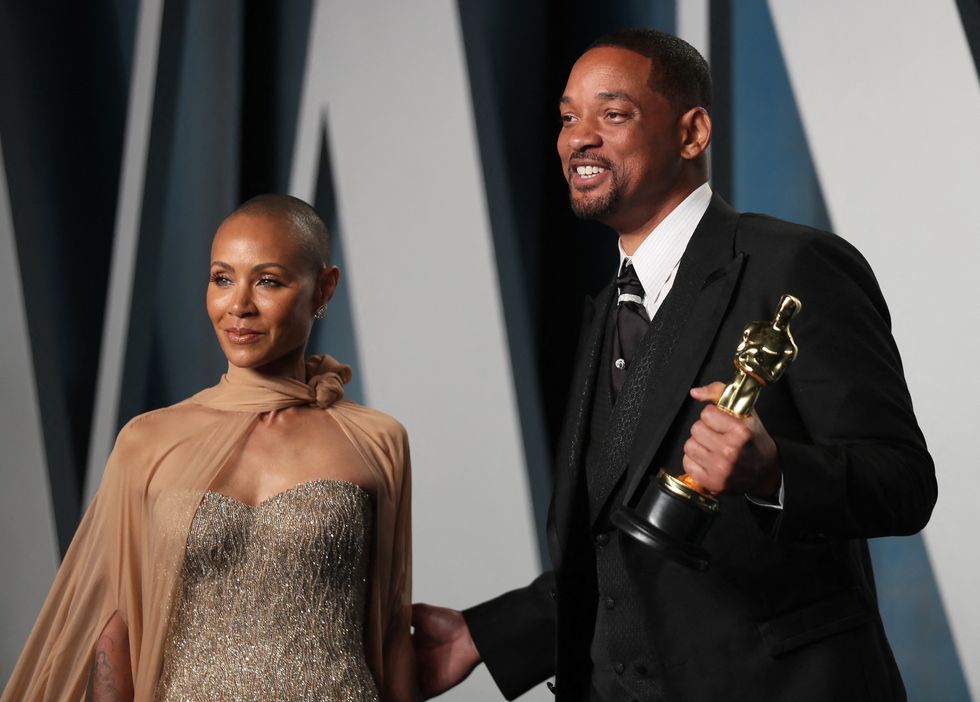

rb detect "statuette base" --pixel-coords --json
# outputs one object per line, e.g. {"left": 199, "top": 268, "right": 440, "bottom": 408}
{"left": 613, "top": 469, "right": 718, "bottom": 571}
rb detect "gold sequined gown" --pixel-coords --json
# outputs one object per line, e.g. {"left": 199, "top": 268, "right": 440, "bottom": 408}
{"left": 156, "top": 480, "right": 379, "bottom": 702}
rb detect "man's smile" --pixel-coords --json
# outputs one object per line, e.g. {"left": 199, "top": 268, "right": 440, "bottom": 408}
{"left": 569, "top": 158, "right": 613, "bottom": 189}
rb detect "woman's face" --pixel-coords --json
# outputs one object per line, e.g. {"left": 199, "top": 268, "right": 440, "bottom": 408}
{"left": 207, "top": 212, "right": 336, "bottom": 374}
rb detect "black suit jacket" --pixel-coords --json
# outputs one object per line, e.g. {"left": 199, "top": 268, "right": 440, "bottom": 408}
{"left": 465, "top": 196, "right": 936, "bottom": 701}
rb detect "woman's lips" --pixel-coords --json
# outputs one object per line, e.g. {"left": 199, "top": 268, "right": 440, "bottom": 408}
{"left": 226, "top": 328, "right": 264, "bottom": 345}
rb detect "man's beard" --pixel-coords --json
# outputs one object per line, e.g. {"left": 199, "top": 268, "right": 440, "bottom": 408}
{"left": 568, "top": 175, "right": 620, "bottom": 221}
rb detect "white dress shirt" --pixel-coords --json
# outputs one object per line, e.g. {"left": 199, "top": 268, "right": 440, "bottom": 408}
{"left": 617, "top": 182, "right": 713, "bottom": 322}
{"left": 615, "top": 182, "right": 784, "bottom": 508}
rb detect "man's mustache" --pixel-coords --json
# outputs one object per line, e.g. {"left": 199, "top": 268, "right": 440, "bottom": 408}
{"left": 569, "top": 151, "right": 614, "bottom": 171}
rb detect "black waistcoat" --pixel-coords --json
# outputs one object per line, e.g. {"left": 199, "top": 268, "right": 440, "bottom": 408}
{"left": 583, "top": 305, "right": 668, "bottom": 702}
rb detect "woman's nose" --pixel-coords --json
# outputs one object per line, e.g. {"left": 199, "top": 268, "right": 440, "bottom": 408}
{"left": 230, "top": 287, "right": 256, "bottom": 317}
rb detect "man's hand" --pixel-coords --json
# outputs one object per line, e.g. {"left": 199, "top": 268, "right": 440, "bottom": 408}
{"left": 684, "top": 382, "right": 781, "bottom": 498}
{"left": 411, "top": 603, "right": 482, "bottom": 699}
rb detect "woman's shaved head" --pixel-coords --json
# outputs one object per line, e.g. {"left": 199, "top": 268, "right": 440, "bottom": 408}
{"left": 228, "top": 194, "right": 330, "bottom": 273}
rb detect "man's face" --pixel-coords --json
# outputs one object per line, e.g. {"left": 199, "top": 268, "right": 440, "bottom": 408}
{"left": 557, "top": 47, "right": 682, "bottom": 230}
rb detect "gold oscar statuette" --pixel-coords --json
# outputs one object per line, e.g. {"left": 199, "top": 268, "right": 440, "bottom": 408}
{"left": 612, "top": 294, "right": 802, "bottom": 570}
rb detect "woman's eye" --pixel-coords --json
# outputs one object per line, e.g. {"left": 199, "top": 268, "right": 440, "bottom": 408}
{"left": 210, "top": 274, "right": 231, "bottom": 286}
{"left": 257, "top": 277, "right": 282, "bottom": 287}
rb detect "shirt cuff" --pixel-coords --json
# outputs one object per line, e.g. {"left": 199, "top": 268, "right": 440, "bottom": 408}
{"left": 745, "top": 474, "right": 784, "bottom": 510}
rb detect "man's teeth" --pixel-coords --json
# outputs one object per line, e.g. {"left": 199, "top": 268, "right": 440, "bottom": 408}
{"left": 576, "top": 165, "right": 607, "bottom": 177}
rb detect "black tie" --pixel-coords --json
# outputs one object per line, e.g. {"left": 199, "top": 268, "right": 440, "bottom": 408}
{"left": 612, "top": 259, "right": 649, "bottom": 399}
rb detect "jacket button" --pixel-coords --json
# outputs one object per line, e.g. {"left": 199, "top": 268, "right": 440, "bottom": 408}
{"left": 549, "top": 588, "right": 557, "bottom": 600}
{"left": 634, "top": 663, "right": 648, "bottom": 675}
{"left": 604, "top": 596, "right": 615, "bottom": 610}
{"left": 614, "top": 662, "right": 625, "bottom": 675}
{"left": 596, "top": 533, "right": 610, "bottom": 547}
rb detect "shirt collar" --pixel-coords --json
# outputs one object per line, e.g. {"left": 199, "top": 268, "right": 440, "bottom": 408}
{"left": 618, "top": 182, "right": 713, "bottom": 301}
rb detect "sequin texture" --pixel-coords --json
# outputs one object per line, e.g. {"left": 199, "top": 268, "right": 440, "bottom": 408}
{"left": 156, "top": 480, "right": 378, "bottom": 701}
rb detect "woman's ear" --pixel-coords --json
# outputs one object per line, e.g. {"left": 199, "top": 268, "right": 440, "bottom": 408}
{"left": 317, "top": 265, "right": 341, "bottom": 310}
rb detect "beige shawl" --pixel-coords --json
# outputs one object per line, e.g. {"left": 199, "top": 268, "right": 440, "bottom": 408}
{"left": 2, "top": 356, "right": 413, "bottom": 701}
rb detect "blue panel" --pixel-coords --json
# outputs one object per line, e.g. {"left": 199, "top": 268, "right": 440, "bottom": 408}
{"left": 147, "top": 0, "right": 242, "bottom": 409}
{"left": 731, "top": 0, "right": 829, "bottom": 229}
{"left": 310, "top": 129, "right": 364, "bottom": 405}
{"left": 870, "top": 536, "right": 971, "bottom": 700}
{"left": 730, "top": 1, "right": 969, "bottom": 698}
{"left": 0, "top": 1, "right": 136, "bottom": 549}
{"left": 308, "top": 226, "right": 364, "bottom": 406}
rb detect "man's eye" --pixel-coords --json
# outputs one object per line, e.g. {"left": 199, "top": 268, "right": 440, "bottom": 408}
{"left": 606, "top": 111, "right": 626, "bottom": 121}
{"left": 560, "top": 113, "right": 576, "bottom": 125}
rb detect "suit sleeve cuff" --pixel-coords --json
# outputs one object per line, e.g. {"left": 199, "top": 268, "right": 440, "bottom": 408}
{"left": 462, "top": 574, "right": 556, "bottom": 700}
{"left": 746, "top": 474, "right": 785, "bottom": 510}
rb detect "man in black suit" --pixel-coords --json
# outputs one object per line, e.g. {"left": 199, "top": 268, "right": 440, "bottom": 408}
{"left": 412, "top": 28, "right": 936, "bottom": 701}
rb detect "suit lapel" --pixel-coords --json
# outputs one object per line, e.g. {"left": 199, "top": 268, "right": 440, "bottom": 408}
{"left": 621, "top": 254, "right": 744, "bottom": 505}
{"left": 549, "top": 283, "right": 615, "bottom": 557}
{"left": 589, "top": 196, "right": 745, "bottom": 525}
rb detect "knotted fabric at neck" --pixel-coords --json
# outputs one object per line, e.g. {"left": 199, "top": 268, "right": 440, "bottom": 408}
{"left": 191, "top": 354, "right": 352, "bottom": 412}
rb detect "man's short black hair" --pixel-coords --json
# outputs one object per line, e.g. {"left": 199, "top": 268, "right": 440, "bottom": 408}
{"left": 232, "top": 193, "right": 331, "bottom": 269}
{"left": 589, "top": 28, "right": 712, "bottom": 114}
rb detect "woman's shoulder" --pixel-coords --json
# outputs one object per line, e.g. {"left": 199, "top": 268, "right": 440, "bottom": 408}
{"left": 328, "top": 400, "right": 409, "bottom": 463}
{"left": 330, "top": 400, "right": 407, "bottom": 437}
{"left": 113, "top": 401, "right": 226, "bottom": 454}
{"left": 95, "top": 403, "right": 221, "bottom": 490}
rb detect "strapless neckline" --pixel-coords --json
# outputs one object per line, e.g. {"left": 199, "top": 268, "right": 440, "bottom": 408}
{"left": 204, "top": 478, "right": 369, "bottom": 509}
{"left": 157, "top": 475, "right": 378, "bottom": 701}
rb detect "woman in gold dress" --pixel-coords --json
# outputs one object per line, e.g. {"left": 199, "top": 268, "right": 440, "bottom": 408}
{"left": 2, "top": 195, "right": 418, "bottom": 701}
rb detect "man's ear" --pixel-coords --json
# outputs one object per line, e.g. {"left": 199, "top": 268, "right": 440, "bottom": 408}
{"left": 679, "top": 106, "right": 711, "bottom": 160}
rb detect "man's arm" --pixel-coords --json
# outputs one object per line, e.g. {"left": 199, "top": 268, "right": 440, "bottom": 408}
{"left": 412, "top": 572, "right": 556, "bottom": 700}
{"left": 771, "top": 234, "right": 936, "bottom": 539}
{"left": 687, "top": 230, "right": 936, "bottom": 540}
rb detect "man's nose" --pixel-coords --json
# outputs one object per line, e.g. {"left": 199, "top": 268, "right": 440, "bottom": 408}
{"left": 567, "top": 116, "right": 602, "bottom": 151}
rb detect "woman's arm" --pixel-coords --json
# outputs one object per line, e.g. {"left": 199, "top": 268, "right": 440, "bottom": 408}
{"left": 85, "top": 612, "right": 134, "bottom": 702}
{"left": 383, "top": 617, "right": 421, "bottom": 702}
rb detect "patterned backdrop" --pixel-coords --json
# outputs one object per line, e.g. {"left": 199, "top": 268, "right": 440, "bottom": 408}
{"left": 1, "top": 1, "right": 977, "bottom": 699}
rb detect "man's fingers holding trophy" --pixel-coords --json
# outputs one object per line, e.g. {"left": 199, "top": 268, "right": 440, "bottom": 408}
{"left": 688, "top": 381, "right": 726, "bottom": 404}
{"left": 684, "top": 383, "right": 781, "bottom": 498}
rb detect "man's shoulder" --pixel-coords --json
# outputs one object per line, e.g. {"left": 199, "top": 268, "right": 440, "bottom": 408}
{"left": 732, "top": 211, "right": 869, "bottom": 267}
{"left": 735, "top": 211, "right": 829, "bottom": 245}
{"left": 728, "top": 210, "right": 890, "bottom": 322}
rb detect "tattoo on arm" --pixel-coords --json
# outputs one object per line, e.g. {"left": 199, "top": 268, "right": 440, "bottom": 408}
{"left": 87, "top": 649, "right": 122, "bottom": 701}
{"left": 86, "top": 613, "right": 133, "bottom": 702}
